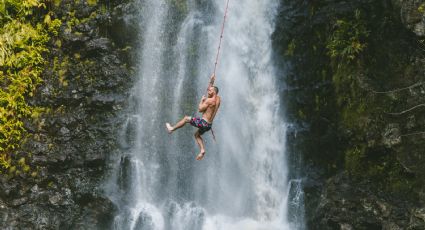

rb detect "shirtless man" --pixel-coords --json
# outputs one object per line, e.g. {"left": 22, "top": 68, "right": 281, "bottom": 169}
{"left": 166, "top": 74, "right": 221, "bottom": 160}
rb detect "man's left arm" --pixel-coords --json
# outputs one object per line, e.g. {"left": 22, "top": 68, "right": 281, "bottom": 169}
{"left": 198, "top": 97, "right": 210, "bottom": 112}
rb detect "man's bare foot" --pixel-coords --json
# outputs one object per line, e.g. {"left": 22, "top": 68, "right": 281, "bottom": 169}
{"left": 165, "top": 123, "right": 174, "bottom": 134}
{"left": 196, "top": 151, "right": 206, "bottom": 160}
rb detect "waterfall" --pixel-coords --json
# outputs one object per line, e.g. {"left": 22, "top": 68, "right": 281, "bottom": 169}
{"left": 105, "top": 0, "right": 303, "bottom": 229}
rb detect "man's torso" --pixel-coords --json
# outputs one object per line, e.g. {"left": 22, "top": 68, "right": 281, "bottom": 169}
{"left": 202, "top": 97, "right": 219, "bottom": 123}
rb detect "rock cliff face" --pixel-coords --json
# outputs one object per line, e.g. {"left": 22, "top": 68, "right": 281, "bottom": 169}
{"left": 0, "top": 0, "right": 137, "bottom": 228}
{"left": 273, "top": 0, "right": 425, "bottom": 229}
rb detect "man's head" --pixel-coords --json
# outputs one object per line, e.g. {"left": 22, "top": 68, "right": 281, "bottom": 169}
{"left": 207, "top": 86, "right": 219, "bottom": 97}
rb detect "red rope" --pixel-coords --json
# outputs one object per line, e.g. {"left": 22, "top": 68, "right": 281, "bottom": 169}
{"left": 213, "top": 0, "right": 230, "bottom": 75}
{"left": 208, "top": 0, "right": 230, "bottom": 143}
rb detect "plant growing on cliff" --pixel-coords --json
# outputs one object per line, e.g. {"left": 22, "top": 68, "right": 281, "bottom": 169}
{"left": 0, "top": 0, "right": 53, "bottom": 174}
{"left": 418, "top": 3, "right": 425, "bottom": 15}
{"left": 327, "top": 10, "right": 369, "bottom": 65}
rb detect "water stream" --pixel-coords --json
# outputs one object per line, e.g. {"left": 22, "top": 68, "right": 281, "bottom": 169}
{"left": 105, "top": 0, "right": 303, "bottom": 229}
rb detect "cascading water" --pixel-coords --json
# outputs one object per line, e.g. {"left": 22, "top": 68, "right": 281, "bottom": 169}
{"left": 105, "top": 0, "right": 304, "bottom": 229}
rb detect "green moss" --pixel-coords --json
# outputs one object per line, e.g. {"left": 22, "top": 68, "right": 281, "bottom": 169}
{"left": 285, "top": 39, "right": 296, "bottom": 56}
{"left": 89, "top": 11, "right": 97, "bottom": 19}
{"left": 53, "top": 0, "right": 61, "bottom": 7}
{"left": 345, "top": 145, "right": 366, "bottom": 176}
{"left": 100, "top": 4, "right": 107, "bottom": 14}
{"left": 87, "top": 0, "right": 97, "bottom": 6}
{"left": 297, "top": 109, "right": 306, "bottom": 120}
{"left": 55, "top": 39, "right": 62, "bottom": 48}
{"left": 418, "top": 3, "right": 425, "bottom": 14}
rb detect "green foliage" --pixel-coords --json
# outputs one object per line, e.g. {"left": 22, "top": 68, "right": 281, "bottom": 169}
{"left": 418, "top": 3, "right": 425, "bottom": 14}
{"left": 0, "top": 0, "right": 50, "bottom": 174}
{"left": 327, "top": 10, "right": 369, "bottom": 65}
{"left": 0, "top": 0, "right": 45, "bottom": 21}
{"left": 87, "top": 0, "right": 97, "bottom": 7}
{"left": 324, "top": 10, "right": 377, "bottom": 143}
{"left": 53, "top": 0, "right": 61, "bottom": 7}
{"left": 44, "top": 13, "right": 62, "bottom": 36}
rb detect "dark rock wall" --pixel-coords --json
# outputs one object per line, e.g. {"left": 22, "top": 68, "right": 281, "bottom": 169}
{"left": 273, "top": 0, "right": 425, "bottom": 229}
{"left": 0, "top": 0, "right": 138, "bottom": 228}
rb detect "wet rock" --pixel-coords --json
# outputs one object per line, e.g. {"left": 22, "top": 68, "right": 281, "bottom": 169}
{"left": 134, "top": 212, "right": 155, "bottom": 230}
{"left": 413, "top": 208, "right": 425, "bottom": 222}
{"left": 382, "top": 123, "right": 401, "bottom": 147}
{"left": 49, "top": 193, "right": 63, "bottom": 206}
{"left": 311, "top": 173, "right": 414, "bottom": 229}
{"left": 31, "top": 185, "right": 39, "bottom": 193}
{"left": 89, "top": 93, "right": 126, "bottom": 108}
{"left": 72, "top": 195, "right": 117, "bottom": 230}
{"left": 400, "top": 0, "right": 425, "bottom": 37}
{"left": 383, "top": 222, "right": 402, "bottom": 230}
{"left": 59, "top": 126, "right": 70, "bottom": 136}
{"left": 109, "top": 0, "right": 140, "bottom": 48}
{"left": 409, "top": 207, "right": 425, "bottom": 229}
{"left": 377, "top": 200, "right": 392, "bottom": 218}
{"left": 86, "top": 37, "right": 111, "bottom": 53}
{"left": 340, "top": 223, "right": 353, "bottom": 230}
{"left": 11, "top": 197, "right": 28, "bottom": 207}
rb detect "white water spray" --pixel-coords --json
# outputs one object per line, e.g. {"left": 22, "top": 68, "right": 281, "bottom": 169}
{"left": 105, "top": 0, "right": 303, "bottom": 229}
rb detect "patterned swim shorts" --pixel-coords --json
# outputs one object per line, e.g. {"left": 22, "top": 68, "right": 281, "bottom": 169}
{"left": 189, "top": 117, "right": 212, "bottom": 135}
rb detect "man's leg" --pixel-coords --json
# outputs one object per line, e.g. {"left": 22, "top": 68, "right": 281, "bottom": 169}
{"left": 194, "top": 130, "right": 206, "bottom": 160}
{"left": 166, "top": 116, "right": 191, "bottom": 134}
